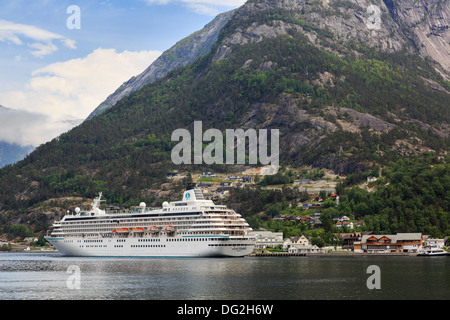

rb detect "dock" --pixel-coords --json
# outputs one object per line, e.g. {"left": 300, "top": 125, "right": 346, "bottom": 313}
{"left": 250, "top": 252, "right": 306, "bottom": 257}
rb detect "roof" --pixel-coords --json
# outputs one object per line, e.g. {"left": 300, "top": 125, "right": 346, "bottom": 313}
{"left": 396, "top": 233, "right": 422, "bottom": 240}
{"left": 361, "top": 233, "right": 422, "bottom": 243}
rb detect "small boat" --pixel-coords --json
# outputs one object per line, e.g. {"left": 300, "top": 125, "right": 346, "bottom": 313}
{"left": 148, "top": 226, "right": 160, "bottom": 232}
{"left": 418, "top": 247, "right": 449, "bottom": 256}
{"left": 165, "top": 225, "right": 175, "bottom": 232}
{"left": 114, "top": 228, "right": 130, "bottom": 234}
{"left": 132, "top": 227, "right": 144, "bottom": 233}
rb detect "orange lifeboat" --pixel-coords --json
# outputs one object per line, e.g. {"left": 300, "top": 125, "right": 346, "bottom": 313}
{"left": 132, "top": 227, "right": 144, "bottom": 233}
{"left": 116, "top": 228, "right": 130, "bottom": 233}
{"left": 165, "top": 225, "right": 175, "bottom": 232}
{"left": 149, "top": 226, "right": 160, "bottom": 232}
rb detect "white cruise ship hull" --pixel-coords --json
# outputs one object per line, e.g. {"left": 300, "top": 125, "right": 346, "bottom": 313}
{"left": 45, "top": 236, "right": 254, "bottom": 258}
{"left": 46, "top": 187, "right": 256, "bottom": 258}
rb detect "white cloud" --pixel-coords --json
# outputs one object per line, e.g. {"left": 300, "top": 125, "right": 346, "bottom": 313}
{"left": 0, "top": 106, "right": 54, "bottom": 147}
{"left": 0, "top": 19, "right": 76, "bottom": 57}
{"left": 28, "top": 42, "right": 59, "bottom": 57}
{"left": 0, "top": 48, "right": 162, "bottom": 147}
{"left": 144, "top": 0, "right": 246, "bottom": 15}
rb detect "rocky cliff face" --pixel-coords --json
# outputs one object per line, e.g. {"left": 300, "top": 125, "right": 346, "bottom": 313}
{"left": 214, "top": 0, "right": 448, "bottom": 80}
{"left": 87, "top": 0, "right": 449, "bottom": 120}
{"left": 383, "top": 0, "right": 449, "bottom": 80}
{"left": 213, "top": 0, "right": 408, "bottom": 62}
{"left": 86, "top": 10, "right": 235, "bottom": 119}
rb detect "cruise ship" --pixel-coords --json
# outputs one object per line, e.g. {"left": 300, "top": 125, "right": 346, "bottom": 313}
{"left": 45, "top": 185, "right": 255, "bottom": 257}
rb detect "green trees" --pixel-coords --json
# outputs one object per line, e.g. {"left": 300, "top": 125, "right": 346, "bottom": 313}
{"left": 338, "top": 155, "right": 450, "bottom": 237}
{"left": 3, "top": 224, "right": 33, "bottom": 240}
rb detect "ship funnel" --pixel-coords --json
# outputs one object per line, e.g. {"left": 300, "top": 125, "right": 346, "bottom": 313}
{"left": 182, "top": 188, "right": 205, "bottom": 201}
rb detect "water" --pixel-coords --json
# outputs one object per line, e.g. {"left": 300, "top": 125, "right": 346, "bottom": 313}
{"left": 0, "top": 252, "right": 448, "bottom": 300}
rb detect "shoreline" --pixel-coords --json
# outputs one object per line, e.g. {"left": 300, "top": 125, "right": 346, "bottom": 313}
{"left": 249, "top": 252, "right": 420, "bottom": 257}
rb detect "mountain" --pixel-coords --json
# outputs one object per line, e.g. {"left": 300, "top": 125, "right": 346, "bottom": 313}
{"left": 0, "top": 141, "right": 34, "bottom": 169}
{"left": 0, "top": 0, "right": 449, "bottom": 236}
{"left": 0, "top": 106, "right": 35, "bottom": 168}
{"left": 88, "top": 0, "right": 450, "bottom": 121}
{"left": 86, "top": 10, "right": 235, "bottom": 119}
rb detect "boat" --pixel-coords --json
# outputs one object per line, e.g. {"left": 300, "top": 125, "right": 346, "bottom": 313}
{"left": 418, "top": 246, "right": 449, "bottom": 256}
{"left": 148, "top": 226, "right": 160, "bottom": 233}
{"left": 45, "top": 185, "right": 255, "bottom": 257}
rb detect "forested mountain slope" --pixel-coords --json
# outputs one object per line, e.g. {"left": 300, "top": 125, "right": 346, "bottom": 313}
{"left": 0, "top": 0, "right": 448, "bottom": 236}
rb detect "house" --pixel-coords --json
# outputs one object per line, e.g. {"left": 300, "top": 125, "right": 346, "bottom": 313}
{"left": 336, "top": 221, "right": 354, "bottom": 229}
{"left": 354, "top": 233, "right": 423, "bottom": 253}
{"left": 197, "top": 183, "right": 212, "bottom": 188}
{"left": 288, "top": 245, "right": 321, "bottom": 254}
{"left": 249, "top": 231, "right": 284, "bottom": 249}
{"left": 297, "top": 216, "right": 310, "bottom": 223}
{"left": 166, "top": 172, "right": 178, "bottom": 178}
{"left": 291, "top": 235, "right": 310, "bottom": 246}
{"left": 309, "top": 217, "right": 321, "bottom": 226}
{"left": 284, "top": 235, "right": 322, "bottom": 253}
{"left": 335, "top": 232, "right": 361, "bottom": 249}
{"left": 334, "top": 215, "right": 350, "bottom": 222}
{"left": 423, "top": 236, "right": 445, "bottom": 248}
{"left": 367, "top": 176, "right": 377, "bottom": 183}
{"left": 302, "top": 203, "right": 312, "bottom": 210}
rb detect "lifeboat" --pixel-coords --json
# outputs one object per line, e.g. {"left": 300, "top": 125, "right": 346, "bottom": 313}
{"left": 132, "top": 227, "right": 144, "bottom": 232}
{"left": 148, "top": 226, "right": 160, "bottom": 232}
{"left": 116, "top": 228, "right": 130, "bottom": 233}
{"left": 165, "top": 225, "right": 175, "bottom": 232}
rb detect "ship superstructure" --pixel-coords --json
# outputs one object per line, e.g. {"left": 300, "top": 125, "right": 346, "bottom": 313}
{"left": 45, "top": 186, "right": 255, "bottom": 257}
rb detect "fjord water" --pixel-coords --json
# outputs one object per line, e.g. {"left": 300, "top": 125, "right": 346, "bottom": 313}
{"left": 0, "top": 252, "right": 448, "bottom": 300}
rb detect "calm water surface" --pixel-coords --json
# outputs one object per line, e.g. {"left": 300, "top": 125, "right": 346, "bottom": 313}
{"left": 0, "top": 252, "right": 448, "bottom": 300}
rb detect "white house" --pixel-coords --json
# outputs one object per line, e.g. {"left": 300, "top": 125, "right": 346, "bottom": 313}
{"left": 250, "top": 231, "right": 284, "bottom": 249}
{"left": 336, "top": 221, "right": 354, "bottom": 229}
{"left": 424, "top": 238, "right": 445, "bottom": 248}
{"left": 288, "top": 245, "right": 321, "bottom": 253}
{"left": 284, "top": 235, "right": 322, "bottom": 253}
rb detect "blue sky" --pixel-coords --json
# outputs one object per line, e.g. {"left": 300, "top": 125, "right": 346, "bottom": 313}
{"left": 0, "top": 0, "right": 245, "bottom": 147}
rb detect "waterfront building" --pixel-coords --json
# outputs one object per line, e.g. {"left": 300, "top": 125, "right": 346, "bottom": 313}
{"left": 288, "top": 245, "right": 321, "bottom": 254}
{"left": 423, "top": 236, "right": 446, "bottom": 248}
{"left": 335, "top": 232, "right": 361, "bottom": 249}
{"left": 250, "top": 231, "right": 284, "bottom": 249}
{"left": 283, "top": 235, "right": 323, "bottom": 253}
{"left": 353, "top": 233, "right": 423, "bottom": 253}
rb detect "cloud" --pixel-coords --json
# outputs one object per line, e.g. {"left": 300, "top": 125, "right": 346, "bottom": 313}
{"left": 0, "top": 106, "right": 54, "bottom": 147}
{"left": 0, "top": 19, "right": 76, "bottom": 57}
{"left": 144, "top": 0, "right": 246, "bottom": 15}
{"left": 0, "top": 48, "right": 162, "bottom": 147}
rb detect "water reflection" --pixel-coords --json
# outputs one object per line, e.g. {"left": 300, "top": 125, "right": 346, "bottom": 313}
{"left": 0, "top": 253, "right": 448, "bottom": 300}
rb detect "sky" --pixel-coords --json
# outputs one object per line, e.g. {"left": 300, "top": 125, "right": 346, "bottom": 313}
{"left": 0, "top": 0, "right": 246, "bottom": 148}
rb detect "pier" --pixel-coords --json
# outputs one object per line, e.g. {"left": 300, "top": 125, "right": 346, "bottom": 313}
{"left": 250, "top": 252, "right": 306, "bottom": 257}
